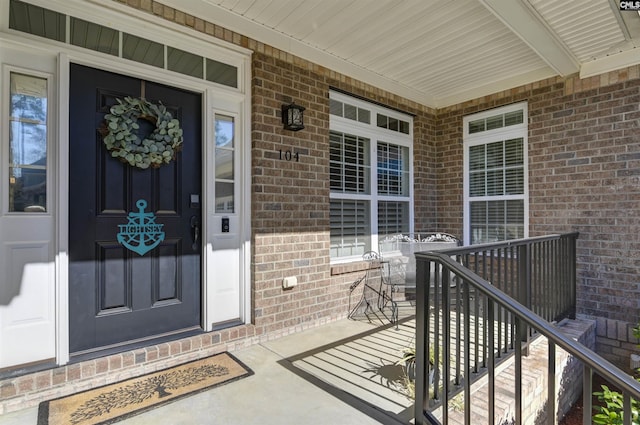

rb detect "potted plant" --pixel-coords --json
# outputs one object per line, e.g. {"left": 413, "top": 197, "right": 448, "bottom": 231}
{"left": 398, "top": 344, "right": 435, "bottom": 384}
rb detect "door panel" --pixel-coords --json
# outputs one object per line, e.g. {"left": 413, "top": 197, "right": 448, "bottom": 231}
{"left": 69, "top": 64, "right": 202, "bottom": 354}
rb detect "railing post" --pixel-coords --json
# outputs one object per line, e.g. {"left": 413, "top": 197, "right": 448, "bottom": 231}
{"left": 583, "top": 365, "right": 592, "bottom": 425}
{"left": 517, "top": 244, "right": 531, "bottom": 353}
{"left": 414, "top": 256, "right": 428, "bottom": 425}
{"left": 569, "top": 234, "right": 577, "bottom": 319}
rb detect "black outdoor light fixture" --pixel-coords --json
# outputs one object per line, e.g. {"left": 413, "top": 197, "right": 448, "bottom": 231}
{"left": 282, "top": 102, "right": 305, "bottom": 131}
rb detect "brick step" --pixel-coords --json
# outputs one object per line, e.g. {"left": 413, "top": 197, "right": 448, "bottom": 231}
{"left": 425, "top": 318, "right": 595, "bottom": 424}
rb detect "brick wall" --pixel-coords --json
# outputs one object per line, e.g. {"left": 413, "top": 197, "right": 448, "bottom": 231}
{"left": 251, "top": 51, "right": 335, "bottom": 333}
{"left": 595, "top": 317, "right": 640, "bottom": 371}
{"left": 437, "top": 72, "right": 640, "bottom": 325}
{"left": 250, "top": 51, "right": 438, "bottom": 333}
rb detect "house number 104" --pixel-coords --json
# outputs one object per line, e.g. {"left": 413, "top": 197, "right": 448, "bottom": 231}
{"left": 278, "top": 149, "right": 299, "bottom": 162}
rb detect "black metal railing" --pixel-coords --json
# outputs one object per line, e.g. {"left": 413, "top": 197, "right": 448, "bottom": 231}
{"left": 413, "top": 232, "right": 640, "bottom": 425}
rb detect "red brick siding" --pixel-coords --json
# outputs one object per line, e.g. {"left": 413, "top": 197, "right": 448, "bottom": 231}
{"left": 251, "top": 52, "right": 437, "bottom": 332}
{"left": 438, "top": 74, "right": 640, "bottom": 323}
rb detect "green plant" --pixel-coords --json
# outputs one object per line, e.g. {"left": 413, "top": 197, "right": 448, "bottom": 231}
{"left": 396, "top": 343, "right": 446, "bottom": 400}
{"left": 592, "top": 385, "right": 640, "bottom": 424}
{"left": 396, "top": 344, "right": 436, "bottom": 366}
{"left": 592, "top": 320, "right": 640, "bottom": 424}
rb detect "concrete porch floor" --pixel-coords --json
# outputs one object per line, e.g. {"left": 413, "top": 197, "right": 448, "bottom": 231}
{"left": 0, "top": 304, "right": 417, "bottom": 425}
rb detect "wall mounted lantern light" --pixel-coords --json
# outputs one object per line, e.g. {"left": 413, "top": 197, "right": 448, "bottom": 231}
{"left": 282, "top": 102, "right": 305, "bottom": 131}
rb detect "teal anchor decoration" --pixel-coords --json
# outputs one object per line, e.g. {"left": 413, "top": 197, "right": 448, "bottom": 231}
{"left": 117, "top": 199, "right": 165, "bottom": 256}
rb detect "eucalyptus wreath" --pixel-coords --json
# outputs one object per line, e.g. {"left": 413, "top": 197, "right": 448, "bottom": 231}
{"left": 101, "top": 96, "right": 183, "bottom": 169}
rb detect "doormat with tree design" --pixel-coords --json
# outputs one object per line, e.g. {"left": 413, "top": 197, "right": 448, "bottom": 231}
{"left": 38, "top": 352, "right": 253, "bottom": 425}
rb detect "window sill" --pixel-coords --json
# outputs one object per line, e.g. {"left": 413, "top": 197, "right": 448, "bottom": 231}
{"left": 330, "top": 260, "right": 370, "bottom": 276}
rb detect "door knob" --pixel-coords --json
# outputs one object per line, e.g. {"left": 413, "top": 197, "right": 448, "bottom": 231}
{"left": 190, "top": 215, "right": 200, "bottom": 251}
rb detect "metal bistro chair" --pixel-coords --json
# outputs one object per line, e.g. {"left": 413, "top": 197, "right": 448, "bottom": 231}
{"left": 348, "top": 250, "right": 400, "bottom": 328}
{"left": 366, "top": 250, "right": 404, "bottom": 328}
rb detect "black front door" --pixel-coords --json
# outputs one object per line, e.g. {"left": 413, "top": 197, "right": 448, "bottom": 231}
{"left": 68, "top": 64, "right": 202, "bottom": 354}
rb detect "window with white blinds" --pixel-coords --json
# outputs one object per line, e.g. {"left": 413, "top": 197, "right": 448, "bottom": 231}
{"left": 463, "top": 103, "right": 528, "bottom": 245}
{"left": 378, "top": 201, "right": 409, "bottom": 236}
{"left": 330, "top": 91, "right": 413, "bottom": 260}
{"left": 377, "top": 142, "right": 409, "bottom": 196}
{"left": 329, "top": 132, "right": 370, "bottom": 194}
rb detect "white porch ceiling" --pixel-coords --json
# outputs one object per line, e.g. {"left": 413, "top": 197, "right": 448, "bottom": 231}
{"left": 164, "top": 0, "right": 640, "bottom": 108}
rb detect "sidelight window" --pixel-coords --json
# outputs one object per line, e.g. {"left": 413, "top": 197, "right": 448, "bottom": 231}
{"left": 8, "top": 72, "right": 49, "bottom": 213}
{"left": 214, "top": 114, "right": 235, "bottom": 213}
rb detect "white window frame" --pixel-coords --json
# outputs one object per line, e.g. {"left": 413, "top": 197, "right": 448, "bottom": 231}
{"left": 329, "top": 91, "right": 413, "bottom": 263}
{"left": 463, "top": 102, "right": 529, "bottom": 246}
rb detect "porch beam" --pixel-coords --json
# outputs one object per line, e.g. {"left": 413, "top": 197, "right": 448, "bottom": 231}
{"left": 478, "top": 0, "right": 579, "bottom": 76}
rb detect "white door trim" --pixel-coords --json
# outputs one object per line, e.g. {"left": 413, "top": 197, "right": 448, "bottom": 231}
{"left": 57, "top": 52, "right": 250, "bottom": 363}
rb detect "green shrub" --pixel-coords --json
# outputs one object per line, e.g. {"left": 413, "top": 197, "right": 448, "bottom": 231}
{"left": 592, "top": 385, "right": 639, "bottom": 424}
{"left": 592, "top": 321, "right": 640, "bottom": 424}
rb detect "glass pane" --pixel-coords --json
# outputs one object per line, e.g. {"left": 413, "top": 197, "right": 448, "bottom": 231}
{"left": 215, "top": 115, "right": 234, "bottom": 148}
{"left": 329, "top": 200, "right": 370, "bottom": 258}
{"left": 469, "top": 145, "right": 485, "bottom": 171}
{"left": 329, "top": 133, "right": 343, "bottom": 190}
{"left": 123, "top": 33, "right": 164, "bottom": 68}
{"left": 471, "top": 225, "right": 487, "bottom": 244}
{"left": 378, "top": 201, "right": 409, "bottom": 236}
{"left": 215, "top": 115, "right": 235, "bottom": 200}
{"left": 486, "top": 141, "right": 503, "bottom": 168}
{"left": 10, "top": 167, "right": 46, "bottom": 212}
{"left": 10, "top": 121, "right": 46, "bottom": 165}
{"left": 206, "top": 58, "right": 237, "bottom": 88}
{"left": 215, "top": 149, "right": 233, "bottom": 180}
{"left": 330, "top": 132, "right": 369, "bottom": 193}
{"left": 470, "top": 201, "right": 488, "bottom": 244}
{"left": 330, "top": 99, "right": 343, "bottom": 117}
{"left": 505, "top": 110, "right": 524, "bottom": 126}
{"left": 344, "top": 104, "right": 357, "bottom": 120}
{"left": 469, "top": 172, "right": 485, "bottom": 197}
{"left": 486, "top": 115, "right": 503, "bottom": 130}
{"left": 168, "top": 47, "right": 203, "bottom": 78}
{"left": 505, "top": 138, "right": 524, "bottom": 166}
{"left": 358, "top": 108, "right": 370, "bottom": 124}
{"left": 505, "top": 168, "right": 524, "bottom": 194}
{"left": 506, "top": 200, "right": 524, "bottom": 240}
{"left": 470, "top": 201, "right": 486, "bottom": 224}
{"left": 468, "top": 119, "right": 485, "bottom": 134}
{"left": 70, "top": 18, "right": 119, "bottom": 56}
{"left": 215, "top": 182, "right": 234, "bottom": 213}
{"left": 9, "top": 73, "right": 48, "bottom": 212}
{"left": 400, "top": 120, "right": 410, "bottom": 134}
{"left": 506, "top": 200, "right": 524, "bottom": 223}
{"left": 9, "top": 0, "right": 65, "bottom": 42}
{"left": 486, "top": 170, "right": 503, "bottom": 196}
{"left": 377, "top": 114, "right": 387, "bottom": 128}
{"left": 344, "top": 164, "right": 362, "bottom": 192}
{"left": 389, "top": 117, "right": 398, "bottom": 131}
{"left": 377, "top": 142, "right": 408, "bottom": 196}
